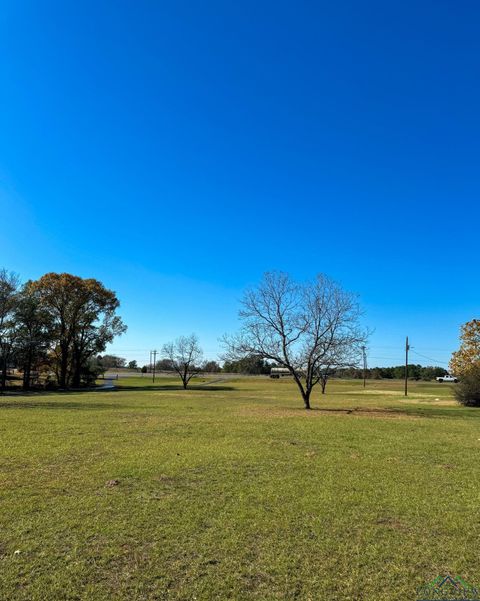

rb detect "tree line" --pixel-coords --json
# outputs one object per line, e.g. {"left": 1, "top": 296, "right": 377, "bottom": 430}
{"left": 97, "top": 355, "right": 138, "bottom": 370}
{"left": 4, "top": 265, "right": 468, "bottom": 408}
{"left": 0, "top": 270, "right": 125, "bottom": 390}
{"left": 100, "top": 356, "right": 273, "bottom": 375}
{"left": 337, "top": 365, "right": 448, "bottom": 380}
{"left": 101, "top": 354, "right": 273, "bottom": 376}
{"left": 107, "top": 355, "right": 448, "bottom": 381}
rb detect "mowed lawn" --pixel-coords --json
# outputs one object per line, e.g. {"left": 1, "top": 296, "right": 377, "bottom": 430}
{"left": 0, "top": 377, "right": 479, "bottom": 600}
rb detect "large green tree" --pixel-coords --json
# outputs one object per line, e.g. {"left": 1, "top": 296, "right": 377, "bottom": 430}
{"left": 31, "top": 273, "right": 126, "bottom": 388}
{"left": 0, "top": 269, "right": 20, "bottom": 392}
{"left": 13, "top": 283, "right": 52, "bottom": 390}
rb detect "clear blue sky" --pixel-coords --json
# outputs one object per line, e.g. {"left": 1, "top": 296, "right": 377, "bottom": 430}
{"left": 1, "top": 0, "right": 479, "bottom": 367}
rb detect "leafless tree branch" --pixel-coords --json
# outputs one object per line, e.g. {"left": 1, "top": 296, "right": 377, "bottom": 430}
{"left": 162, "top": 334, "right": 203, "bottom": 389}
{"left": 222, "top": 271, "right": 369, "bottom": 408}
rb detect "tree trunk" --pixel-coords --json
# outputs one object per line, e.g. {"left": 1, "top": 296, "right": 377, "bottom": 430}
{"left": 23, "top": 367, "right": 30, "bottom": 390}
{"left": 71, "top": 351, "right": 82, "bottom": 388}
{"left": 60, "top": 347, "right": 69, "bottom": 389}
{"left": 302, "top": 389, "right": 311, "bottom": 409}
{"left": 22, "top": 351, "right": 32, "bottom": 390}
{"left": 292, "top": 373, "right": 311, "bottom": 409}
{"left": 72, "top": 369, "right": 81, "bottom": 388}
{"left": 0, "top": 354, "right": 7, "bottom": 394}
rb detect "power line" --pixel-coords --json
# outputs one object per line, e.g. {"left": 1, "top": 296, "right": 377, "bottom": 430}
{"left": 410, "top": 350, "right": 450, "bottom": 366}
{"left": 368, "top": 345, "right": 453, "bottom": 352}
{"left": 368, "top": 355, "right": 402, "bottom": 359}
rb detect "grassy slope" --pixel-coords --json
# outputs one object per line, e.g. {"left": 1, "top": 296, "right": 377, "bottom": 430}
{"left": 0, "top": 377, "right": 479, "bottom": 600}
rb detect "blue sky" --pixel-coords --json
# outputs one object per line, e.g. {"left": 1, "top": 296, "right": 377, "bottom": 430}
{"left": 1, "top": 0, "right": 479, "bottom": 367}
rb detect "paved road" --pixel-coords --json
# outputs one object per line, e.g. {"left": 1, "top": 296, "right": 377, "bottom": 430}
{"left": 96, "top": 378, "right": 116, "bottom": 390}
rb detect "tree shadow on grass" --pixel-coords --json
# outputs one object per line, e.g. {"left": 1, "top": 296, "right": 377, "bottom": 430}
{"left": 303, "top": 405, "right": 479, "bottom": 420}
{"left": 115, "top": 384, "right": 235, "bottom": 392}
{"left": 0, "top": 387, "right": 118, "bottom": 397}
{"left": 1, "top": 383, "right": 235, "bottom": 396}
{"left": 0, "top": 401, "right": 127, "bottom": 410}
{"left": 0, "top": 383, "right": 235, "bottom": 408}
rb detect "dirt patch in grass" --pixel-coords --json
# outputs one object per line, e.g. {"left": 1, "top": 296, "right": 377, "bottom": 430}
{"left": 375, "top": 516, "right": 409, "bottom": 531}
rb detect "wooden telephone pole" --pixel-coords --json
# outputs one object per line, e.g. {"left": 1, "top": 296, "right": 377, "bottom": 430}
{"left": 152, "top": 350, "right": 157, "bottom": 383}
{"left": 362, "top": 345, "right": 367, "bottom": 388}
{"left": 404, "top": 336, "right": 410, "bottom": 396}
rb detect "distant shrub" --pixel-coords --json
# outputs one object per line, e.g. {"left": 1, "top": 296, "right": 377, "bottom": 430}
{"left": 454, "top": 366, "right": 480, "bottom": 407}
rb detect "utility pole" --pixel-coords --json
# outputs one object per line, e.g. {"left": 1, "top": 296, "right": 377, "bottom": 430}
{"left": 404, "top": 336, "right": 410, "bottom": 396}
{"left": 152, "top": 349, "right": 157, "bottom": 383}
{"left": 362, "top": 345, "right": 367, "bottom": 388}
{"left": 149, "top": 351, "right": 152, "bottom": 374}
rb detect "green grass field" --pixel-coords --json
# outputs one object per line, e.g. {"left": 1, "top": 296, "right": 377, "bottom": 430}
{"left": 0, "top": 377, "right": 479, "bottom": 600}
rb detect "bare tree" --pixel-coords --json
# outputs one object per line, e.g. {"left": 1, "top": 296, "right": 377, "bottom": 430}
{"left": 315, "top": 338, "right": 367, "bottom": 394}
{"left": 222, "top": 272, "right": 368, "bottom": 409}
{"left": 162, "top": 334, "right": 203, "bottom": 389}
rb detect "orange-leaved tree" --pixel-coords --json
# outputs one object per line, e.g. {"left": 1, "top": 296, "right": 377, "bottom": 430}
{"left": 31, "top": 273, "right": 126, "bottom": 388}
{"left": 450, "top": 319, "right": 480, "bottom": 376}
